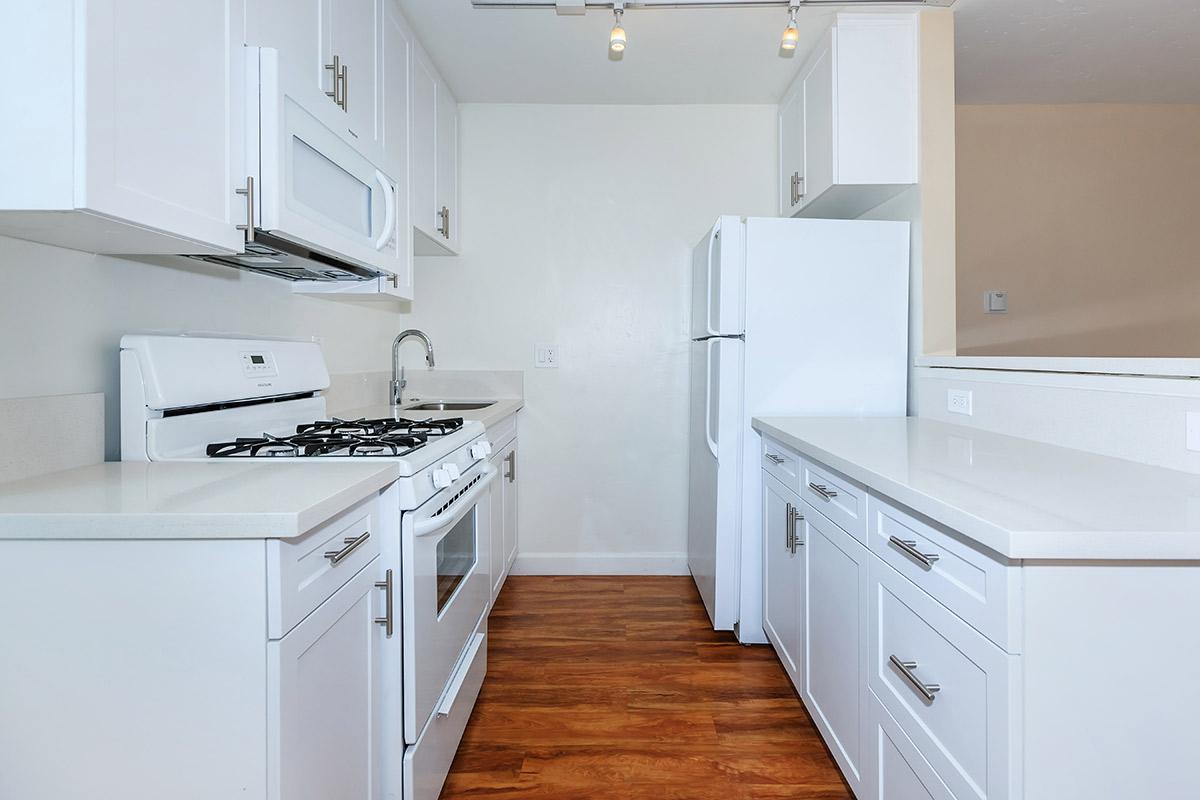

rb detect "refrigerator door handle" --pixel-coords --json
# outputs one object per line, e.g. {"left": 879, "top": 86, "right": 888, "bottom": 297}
{"left": 704, "top": 223, "right": 719, "bottom": 337}
{"left": 704, "top": 338, "right": 719, "bottom": 459}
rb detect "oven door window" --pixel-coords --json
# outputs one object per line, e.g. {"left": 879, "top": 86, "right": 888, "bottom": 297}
{"left": 436, "top": 509, "right": 477, "bottom": 614}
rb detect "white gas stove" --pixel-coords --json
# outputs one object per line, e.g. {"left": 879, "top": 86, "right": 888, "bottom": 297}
{"left": 120, "top": 334, "right": 492, "bottom": 800}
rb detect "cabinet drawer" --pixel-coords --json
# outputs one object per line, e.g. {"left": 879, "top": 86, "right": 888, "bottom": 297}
{"left": 762, "top": 438, "right": 802, "bottom": 491}
{"left": 869, "top": 690, "right": 956, "bottom": 800}
{"left": 869, "top": 558, "right": 1017, "bottom": 800}
{"left": 267, "top": 492, "right": 383, "bottom": 639}
{"left": 801, "top": 458, "right": 867, "bottom": 542}
{"left": 404, "top": 624, "right": 488, "bottom": 800}
{"left": 867, "top": 493, "right": 1020, "bottom": 651}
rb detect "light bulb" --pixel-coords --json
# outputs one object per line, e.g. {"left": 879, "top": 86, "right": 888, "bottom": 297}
{"left": 781, "top": 24, "right": 799, "bottom": 51}
{"left": 610, "top": 24, "right": 627, "bottom": 53}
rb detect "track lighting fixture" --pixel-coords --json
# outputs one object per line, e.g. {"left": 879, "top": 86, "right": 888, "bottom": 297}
{"left": 610, "top": 3, "right": 627, "bottom": 54}
{"left": 780, "top": 3, "right": 800, "bottom": 52}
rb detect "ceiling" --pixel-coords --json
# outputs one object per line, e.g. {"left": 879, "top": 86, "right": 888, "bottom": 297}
{"left": 399, "top": 0, "right": 1200, "bottom": 105}
{"left": 955, "top": 0, "right": 1200, "bottom": 104}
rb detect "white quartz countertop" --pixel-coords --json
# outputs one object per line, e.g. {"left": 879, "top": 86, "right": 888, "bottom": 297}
{"left": 0, "top": 461, "right": 399, "bottom": 540}
{"left": 336, "top": 398, "right": 523, "bottom": 432}
{"left": 752, "top": 416, "right": 1200, "bottom": 561}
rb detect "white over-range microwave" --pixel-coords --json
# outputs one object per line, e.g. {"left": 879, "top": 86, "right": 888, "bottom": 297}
{"left": 197, "top": 47, "right": 405, "bottom": 284}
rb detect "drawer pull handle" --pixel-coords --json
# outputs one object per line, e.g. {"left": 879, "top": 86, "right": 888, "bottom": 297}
{"left": 765, "top": 453, "right": 785, "bottom": 465}
{"left": 889, "top": 655, "right": 941, "bottom": 702}
{"left": 808, "top": 482, "right": 838, "bottom": 500}
{"left": 374, "top": 568, "right": 394, "bottom": 637}
{"left": 324, "top": 531, "right": 370, "bottom": 565}
{"left": 888, "top": 536, "right": 941, "bottom": 568}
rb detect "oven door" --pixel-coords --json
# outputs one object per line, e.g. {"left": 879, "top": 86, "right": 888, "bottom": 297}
{"left": 249, "top": 47, "right": 404, "bottom": 277}
{"left": 402, "top": 461, "right": 495, "bottom": 743}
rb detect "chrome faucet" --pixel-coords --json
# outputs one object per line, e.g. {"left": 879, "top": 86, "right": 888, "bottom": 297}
{"left": 390, "top": 330, "right": 436, "bottom": 407}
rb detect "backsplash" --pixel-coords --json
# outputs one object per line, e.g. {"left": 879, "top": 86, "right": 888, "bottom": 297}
{"left": 0, "top": 394, "right": 105, "bottom": 482}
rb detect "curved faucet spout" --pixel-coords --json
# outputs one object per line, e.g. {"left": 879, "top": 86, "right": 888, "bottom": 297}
{"left": 390, "top": 329, "right": 436, "bottom": 407}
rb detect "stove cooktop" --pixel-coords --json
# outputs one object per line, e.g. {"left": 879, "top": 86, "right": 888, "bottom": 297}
{"left": 205, "top": 416, "right": 466, "bottom": 459}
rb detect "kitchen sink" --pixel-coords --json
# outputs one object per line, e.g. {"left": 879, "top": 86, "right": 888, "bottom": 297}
{"left": 405, "top": 401, "right": 496, "bottom": 411}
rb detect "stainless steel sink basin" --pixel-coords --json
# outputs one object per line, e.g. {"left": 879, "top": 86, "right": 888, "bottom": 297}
{"left": 405, "top": 401, "right": 495, "bottom": 412}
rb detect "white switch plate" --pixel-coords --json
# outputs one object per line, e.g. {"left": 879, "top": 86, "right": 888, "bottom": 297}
{"left": 535, "top": 344, "right": 558, "bottom": 369}
{"left": 1186, "top": 412, "right": 1200, "bottom": 451}
{"left": 985, "top": 290, "right": 1008, "bottom": 313}
{"left": 947, "top": 388, "right": 973, "bottom": 416}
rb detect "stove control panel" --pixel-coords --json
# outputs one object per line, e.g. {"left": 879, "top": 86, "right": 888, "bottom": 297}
{"left": 240, "top": 351, "right": 278, "bottom": 379}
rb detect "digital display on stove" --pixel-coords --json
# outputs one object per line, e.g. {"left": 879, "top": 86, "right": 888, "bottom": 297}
{"left": 250, "top": 355, "right": 265, "bottom": 364}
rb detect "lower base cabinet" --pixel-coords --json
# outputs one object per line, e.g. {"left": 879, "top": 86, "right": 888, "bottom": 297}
{"left": 869, "top": 690, "right": 956, "bottom": 800}
{"left": 803, "top": 503, "right": 870, "bottom": 797}
{"left": 488, "top": 419, "right": 519, "bottom": 607}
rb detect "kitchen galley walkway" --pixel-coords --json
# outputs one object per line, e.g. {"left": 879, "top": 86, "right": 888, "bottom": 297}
{"left": 441, "top": 575, "right": 852, "bottom": 799}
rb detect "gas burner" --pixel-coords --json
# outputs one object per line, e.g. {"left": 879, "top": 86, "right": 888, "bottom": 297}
{"left": 302, "top": 433, "right": 427, "bottom": 458}
{"left": 296, "top": 416, "right": 464, "bottom": 438}
{"left": 206, "top": 434, "right": 302, "bottom": 458}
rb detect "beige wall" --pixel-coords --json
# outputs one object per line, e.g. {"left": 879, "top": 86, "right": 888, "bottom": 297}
{"left": 956, "top": 103, "right": 1200, "bottom": 357}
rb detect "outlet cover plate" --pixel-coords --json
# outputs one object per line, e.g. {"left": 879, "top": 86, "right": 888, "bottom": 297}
{"left": 535, "top": 344, "right": 558, "bottom": 369}
{"left": 947, "top": 388, "right": 974, "bottom": 416}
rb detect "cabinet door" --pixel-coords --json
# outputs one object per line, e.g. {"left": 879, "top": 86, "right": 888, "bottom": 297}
{"left": 271, "top": 561, "right": 385, "bottom": 800}
{"left": 435, "top": 78, "right": 460, "bottom": 252}
{"left": 330, "top": 0, "right": 381, "bottom": 154}
{"left": 502, "top": 442, "right": 518, "bottom": 569}
{"left": 763, "top": 474, "right": 802, "bottom": 687}
{"left": 489, "top": 451, "right": 506, "bottom": 603}
{"left": 83, "top": 0, "right": 247, "bottom": 253}
{"left": 804, "top": 505, "right": 869, "bottom": 796}
{"left": 800, "top": 29, "right": 835, "bottom": 210}
{"left": 778, "top": 81, "right": 805, "bottom": 216}
{"left": 411, "top": 44, "right": 439, "bottom": 245}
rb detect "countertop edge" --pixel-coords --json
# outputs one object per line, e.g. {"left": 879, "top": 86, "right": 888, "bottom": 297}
{"left": 751, "top": 417, "right": 1200, "bottom": 562}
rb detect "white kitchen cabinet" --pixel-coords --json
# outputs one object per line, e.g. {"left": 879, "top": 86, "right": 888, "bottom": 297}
{"left": 804, "top": 502, "right": 869, "bottom": 797}
{"left": 412, "top": 44, "right": 461, "bottom": 256}
{"left": 779, "top": 13, "right": 917, "bottom": 219}
{"left": 0, "top": 0, "right": 248, "bottom": 256}
{"left": 271, "top": 561, "right": 386, "bottom": 800}
{"left": 487, "top": 418, "right": 519, "bottom": 607}
{"left": 762, "top": 472, "right": 804, "bottom": 689}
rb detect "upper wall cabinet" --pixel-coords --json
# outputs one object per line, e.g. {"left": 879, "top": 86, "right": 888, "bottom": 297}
{"left": 0, "top": 0, "right": 249, "bottom": 255}
{"left": 780, "top": 13, "right": 918, "bottom": 219}
{"left": 412, "top": 43, "right": 461, "bottom": 257}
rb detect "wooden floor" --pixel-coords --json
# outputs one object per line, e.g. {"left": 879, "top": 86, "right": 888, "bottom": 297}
{"left": 441, "top": 576, "right": 852, "bottom": 799}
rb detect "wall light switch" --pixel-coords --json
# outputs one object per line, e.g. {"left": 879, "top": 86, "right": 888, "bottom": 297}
{"left": 947, "top": 388, "right": 973, "bottom": 416}
{"left": 985, "top": 291, "right": 1009, "bottom": 314}
{"left": 1186, "top": 412, "right": 1200, "bottom": 452}
{"left": 535, "top": 344, "right": 558, "bottom": 369}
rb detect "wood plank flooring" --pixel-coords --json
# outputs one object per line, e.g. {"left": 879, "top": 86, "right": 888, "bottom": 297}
{"left": 441, "top": 576, "right": 852, "bottom": 799}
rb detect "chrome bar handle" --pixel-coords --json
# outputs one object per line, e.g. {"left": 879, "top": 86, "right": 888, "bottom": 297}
{"left": 504, "top": 450, "right": 516, "bottom": 483}
{"left": 765, "top": 453, "right": 785, "bottom": 465}
{"left": 324, "top": 531, "right": 370, "bottom": 565}
{"left": 235, "top": 176, "right": 255, "bottom": 243}
{"left": 374, "top": 568, "right": 394, "bottom": 637}
{"left": 888, "top": 536, "right": 941, "bottom": 568}
{"left": 437, "top": 206, "right": 450, "bottom": 238}
{"left": 785, "top": 502, "right": 794, "bottom": 551}
{"left": 339, "top": 62, "right": 348, "bottom": 111}
{"left": 790, "top": 506, "right": 804, "bottom": 554}
{"left": 808, "top": 482, "right": 838, "bottom": 500}
{"left": 889, "top": 655, "right": 941, "bottom": 702}
{"left": 325, "top": 54, "right": 341, "bottom": 104}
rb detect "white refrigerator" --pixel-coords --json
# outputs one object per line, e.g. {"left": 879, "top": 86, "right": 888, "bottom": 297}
{"left": 687, "top": 216, "right": 910, "bottom": 644}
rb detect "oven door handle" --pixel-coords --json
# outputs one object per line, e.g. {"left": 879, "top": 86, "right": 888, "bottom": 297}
{"left": 413, "top": 467, "right": 497, "bottom": 538}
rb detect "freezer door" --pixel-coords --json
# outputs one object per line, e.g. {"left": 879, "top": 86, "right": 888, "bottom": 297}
{"left": 690, "top": 217, "right": 745, "bottom": 338}
{"left": 687, "top": 337, "right": 744, "bottom": 631}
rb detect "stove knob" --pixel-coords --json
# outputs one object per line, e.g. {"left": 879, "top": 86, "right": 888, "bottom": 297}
{"left": 432, "top": 468, "right": 453, "bottom": 490}
{"left": 481, "top": 440, "right": 493, "bottom": 456}
{"left": 470, "top": 443, "right": 488, "bottom": 460}
{"left": 444, "top": 463, "right": 462, "bottom": 481}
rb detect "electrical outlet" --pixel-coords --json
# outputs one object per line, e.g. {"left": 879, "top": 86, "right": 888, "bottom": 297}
{"left": 535, "top": 344, "right": 558, "bottom": 369}
{"left": 985, "top": 290, "right": 1009, "bottom": 314}
{"left": 947, "top": 388, "right": 973, "bottom": 416}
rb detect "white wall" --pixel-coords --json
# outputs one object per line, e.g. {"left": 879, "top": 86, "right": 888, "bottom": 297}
{"left": 405, "top": 103, "right": 777, "bottom": 574}
{"left": 0, "top": 235, "right": 406, "bottom": 458}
